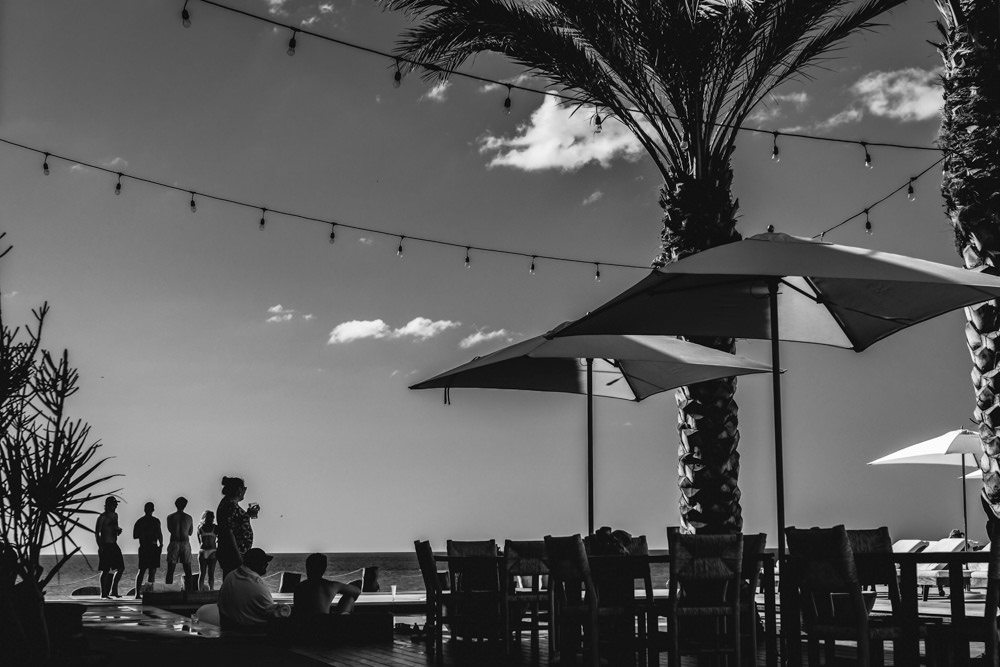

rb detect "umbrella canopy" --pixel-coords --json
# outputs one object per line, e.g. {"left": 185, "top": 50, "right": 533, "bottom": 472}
{"left": 555, "top": 232, "right": 1000, "bottom": 557}
{"left": 869, "top": 429, "right": 981, "bottom": 548}
{"left": 410, "top": 324, "right": 772, "bottom": 533}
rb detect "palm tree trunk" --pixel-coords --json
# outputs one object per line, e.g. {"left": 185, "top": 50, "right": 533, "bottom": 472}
{"left": 654, "top": 165, "right": 743, "bottom": 534}
{"left": 939, "top": 1, "right": 1000, "bottom": 518}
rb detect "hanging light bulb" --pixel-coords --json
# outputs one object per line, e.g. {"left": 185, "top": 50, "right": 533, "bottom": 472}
{"left": 115, "top": 173, "right": 123, "bottom": 196}
{"left": 862, "top": 142, "right": 873, "bottom": 169}
{"left": 181, "top": 0, "right": 191, "bottom": 27}
{"left": 42, "top": 153, "right": 50, "bottom": 175}
{"left": 594, "top": 263, "right": 601, "bottom": 282}
{"left": 189, "top": 192, "right": 197, "bottom": 213}
{"left": 864, "top": 209, "right": 873, "bottom": 235}
{"left": 907, "top": 178, "right": 916, "bottom": 201}
{"left": 593, "top": 110, "right": 603, "bottom": 134}
{"left": 329, "top": 224, "right": 336, "bottom": 244}
{"left": 287, "top": 30, "right": 298, "bottom": 56}
{"left": 397, "top": 236, "right": 404, "bottom": 257}
{"left": 464, "top": 247, "right": 471, "bottom": 269}
{"left": 503, "top": 85, "right": 512, "bottom": 115}
{"left": 529, "top": 256, "right": 536, "bottom": 275}
{"left": 393, "top": 60, "right": 403, "bottom": 89}
{"left": 259, "top": 208, "right": 267, "bottom": 231}
{"left": 771, "top": 132, "right": 780, "bottom": 162}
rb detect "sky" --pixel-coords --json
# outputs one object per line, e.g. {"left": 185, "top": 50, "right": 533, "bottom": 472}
{"left": 0, "top": 0, "right": 980, "bottom": 555}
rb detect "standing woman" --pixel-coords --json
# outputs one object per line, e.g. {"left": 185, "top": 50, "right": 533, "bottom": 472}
{"left": 197, "top": 510, "right": 218, "bottom": 591}
{"left": 216, "top": 476, "right": 259, "bottom": 580}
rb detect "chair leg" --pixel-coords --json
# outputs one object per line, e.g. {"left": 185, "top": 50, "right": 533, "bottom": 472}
{"left": 807, "top": 638, "right": 820, "bottom": 666}
{"left": 923, "top": 585, "right": 930, "bottom": 602}
{"left": 870, "top": 638, "right": 884, "bottom": 667}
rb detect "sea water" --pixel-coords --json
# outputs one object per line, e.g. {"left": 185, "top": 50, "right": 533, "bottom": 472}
{"left": 39, "top": 552, "right": 422, "bottom": 598}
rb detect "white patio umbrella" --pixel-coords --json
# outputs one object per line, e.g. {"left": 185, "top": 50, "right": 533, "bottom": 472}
{"left": 869, "top": 429, "right": 981, "bottom": 549}
{"left": 410, "top": 323, "right": 772, "bottom": 534}
{"left": 554, "top": 232, "right": 1000, "bottom": 559}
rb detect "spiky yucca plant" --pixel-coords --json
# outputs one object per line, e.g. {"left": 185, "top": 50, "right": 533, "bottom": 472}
{"left": 385, "top": 0, "right": 909, "bottom": 534}
{"left": 935, "top": 0, "right": 1000, "bottom": 520}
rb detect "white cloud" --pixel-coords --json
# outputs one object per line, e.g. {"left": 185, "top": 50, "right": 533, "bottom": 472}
{"left": 328, "top": 319, "right": 391, "bottom": 344}
{"left": 265, "top": 0, "right": 288, "bottom": 15}
{"left": 266, "top": 304, "right": 296, "bottom": 323}
{"left": 105, "top": 156, "right": 129, "bottom": 169}
{"left": 459, "top": 329, "right": 512, "bottom": 349}
{"left": 319, "top": 3, "right": 335, "bottom": 13}
{"left": 393, "top": 317, "right": 460, "bottom": 340}
{"left": 267, "top": 313, "right": 294, "bottom": 323}
{"left": 479, "top": 96, "right": 644, "bottom": 171}
{"left": 851, "top": 68, "right": 942, "bottom": 121}
{"left": 268, "top": 304, "right": 292, "bottom": 314}
{"left": 300, "top": 15, "right": 320, "bottom": 26}
{"left": 302, "top": 313, "right": 314, "bottom": 321}
{"left": 358, "top": 237, "right": 374, "bottom": 246}
{"left": 327, "top": 317, "right": 460, "bottom": 344}
{"left": 748, "top": 91, "right": 810, "bottom": 122}
{"left": 479, "top": 74, "right": 534, "bottom": 93}
{"left": 582, "top": 190, "right": 604, "bottom": 206}
{"left": 421, "top": 81, "right": 451, "bottom": 103}
{"left": 816, "top": 107, "right": 864, "bottom": 130}
{"left": 69, "top": 164, "right": 87, "bottom": 173}
{"left": 0, "top": 290, "right": 17, "bottom": 299}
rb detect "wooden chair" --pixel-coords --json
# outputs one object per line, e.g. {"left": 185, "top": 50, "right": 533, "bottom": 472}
{"left": 935, "top": 537, "right": 1000, "bottom": 666}
{"left": 444, "top": 539, "right": 502, "bottom": 645}
{"left": 502, "top": 539, "right": 553, "bottom": 656}
{"left": 667, "top": 527, "right": 743, "bottom": 666}
{"left": 740, "top": 532, "right": 767, "bottom": 666}
{"left": 544, "top": 534, "right": 635, "bottom": 667}
{"left": 414, "top": 539, "right": 449, "bottom": 655}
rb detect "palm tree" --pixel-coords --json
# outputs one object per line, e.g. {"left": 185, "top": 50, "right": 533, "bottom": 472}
{"left": 935, "top": 0, "right": 1000, "bottom": 523}
{"left": 385, "top": 0, "right": 909, "bottom": 534}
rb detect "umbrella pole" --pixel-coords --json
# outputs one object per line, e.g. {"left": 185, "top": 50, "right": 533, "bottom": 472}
{"left": 963, "top": 453, "right": 969, "bottom": 551}
{"left": 769, "top": 280, "right": 786, "bottom": 564}
{"left": 587, "top": 358, "right": 594, "bottom": 536}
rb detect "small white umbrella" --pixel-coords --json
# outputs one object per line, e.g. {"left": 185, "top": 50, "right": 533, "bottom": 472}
{"left": 869, "top": 429, "right": 981, "bottom": 548}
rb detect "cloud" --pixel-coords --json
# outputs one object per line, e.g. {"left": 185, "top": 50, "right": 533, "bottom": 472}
{"left": 319, "top": 3, "right": 335, "bottom": 13}
{"left": 851, "top": 68, "right": 942, "bottom": 121}
{"left": 105, "top": 156, "right": 129, "bottom": 169}
{"left": 479, "top": 96, "right": 644, "bottom": 171}
{"left": 459, "top": 329, "right": 513, "bottom": 349}
{"left": 302, "top": 313, "right": 314, "bottom": 321}
{"left": 0, "top": 290, "right": 17, "bottom": 299}
{"left": 358, "top": 237, "right": 374, "bottom": 245}
{"left": 328, "top": 317, "right": 461, "bottom": 344}
{"left": 479, "top": 74, "right": 534, "bottom": 94}
{"left": 748, "top": 91, "right": 810, "bottom": 123}
{"left": 267, "top": 313, "right": 294, "bottom": 323}
{"left": 816, "top": 107, "right": 864, "bottom": 130}
{"left": 268, "top": 304, "right": 291, "bottom": 314}
{"left": 582, "top": 190, "right": 604, "bottom": 206}
{"left": 300, "top": 15, "right": 320, "bottom": 26}
{"left": 421, "top": 81, "right": 451, "bottom": 103}
{"left": 266, "top": 304, "right": 299, "bottom": 323}
{"left": 265, "top": 0, "right": 288, "bottom": 15}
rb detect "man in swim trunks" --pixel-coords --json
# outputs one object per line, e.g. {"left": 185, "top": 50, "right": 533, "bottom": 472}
{"left": 165, "top": 496, "right": 194, "bottom": 591}
{"left": 133, "top": 501, "right": 163, "bottom": 598}
{"left": 95, "top": 496, "right": 124, "bottom": 599}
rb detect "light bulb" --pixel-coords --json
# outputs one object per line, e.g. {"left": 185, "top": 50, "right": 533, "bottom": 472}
{"left": 397, "top": 238, "right": 404, "bottom": 257}
{"left": 43, "top": 154, "right": 50, "bottom": 175}
{"left": 259, "top": 209, "right": 267, "bottom": 231}
{"left": 503, "top": 87, "right": 512, "bottom": 115}
{"left": 529, "top": 257, "right": 536, "bottom": 275}
{"left": 594, "top": 113, "right": 603, "bottom": 134}
{"left": 865, "top": 220, "right": 873, "bottom": 234}
{"left": 907, "top": 180, "right": 916, "bottom": 201}
{"left": 594, "top": 264, "right": 601, "bottom": 282}
{"left": 771, "top": 132, "right": 780, "bottom": 162}
{"left": 287, "top": 33, "right": 297, "bottom": 56}
{"left": 465, "top": 248, "right": 471, "bottom": 269}
{"left": 393, "top": 69, "right": 402, "bottom": 89}
{"left": 190, "top": 194, "right": 196, "bottom": 213}
{"left": 329, "top": 227, "right": 336, "bottom": 244}
{"left": 182, "top": 8, "right": 191, "bottom": 27}
{"left": 115, "top": 175, "right": 122, "bottom": 196}
{"left": 862, "top": 143, "right": 873, "bottom": 169}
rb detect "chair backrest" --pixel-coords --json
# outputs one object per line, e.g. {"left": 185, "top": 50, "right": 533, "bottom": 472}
{"left": 786, "top": 525, "right": 867, "bottom": 628}
{"left": 414, "top": 539, "right": 441, "bottom": 594}
{"left": 544, "top": 534, "right": 595, "bottom": 607}
{"left": 848, "top": 526, "right": 902, "bottom": 612}
{"left": 668, "top": 528, "right": 743, "bottom": 609}
{"left": 741, "top": 532, "right": 768, "bottom": 597}
{"left": 916, "top": 537, "right": 967, "bottom": 571}
{"left": 504, "top": 540, "right": 548, "bottom": 576}
{"left": 447, "top": 539, "right": 497, "bottom": 557}
{"left": 892, "top": 539, "right": 929, "bottom": 553}
{"left": 278, "top": 571, "right": 301, "bottom": 593}
{"left": 446, "top": 539, "right": 499, "bottom": 592}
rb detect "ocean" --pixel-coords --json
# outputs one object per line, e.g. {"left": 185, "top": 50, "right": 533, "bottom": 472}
{"left": 39, "top": 552, "right": 422, "bottom": 598}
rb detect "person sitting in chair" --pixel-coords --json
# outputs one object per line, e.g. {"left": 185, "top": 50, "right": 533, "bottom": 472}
{"left": 218, "top": 547, "right": 290, "bottom": 631}
{"left": 292, "top": 553, "right": 361, "bottom": 617}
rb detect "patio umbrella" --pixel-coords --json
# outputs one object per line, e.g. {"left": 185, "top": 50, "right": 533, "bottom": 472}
{"left": 554, "top": 232, "right": 1000, "bottom": 558}
{"left": 410, "top": 323, "right": 772, "bottom": 534}
{"left": 869, "top": 429, "right": 981, "bottom": 550}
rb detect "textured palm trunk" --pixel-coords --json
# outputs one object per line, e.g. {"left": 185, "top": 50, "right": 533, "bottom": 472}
{"left": 939, "top": 1, "right": 1000, "bottom": 516}
{"left": 654, "top": 165, "right": 743, "bottom": 534}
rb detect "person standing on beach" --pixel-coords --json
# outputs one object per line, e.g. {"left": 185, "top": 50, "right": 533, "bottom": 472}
{"left": 216, "top": 476, "right": 259, "bottom": 579}
{"left": 165, "top": 497, "right": 194, "bottom": 590}
{"left": 132, "top": 502, "right": 162, "bottom": 597}
{"left": 95, "top": 496, "right": 124, "bottom": 599}
{"left": 197, "top": 510, "right": 218, "bottom": 591}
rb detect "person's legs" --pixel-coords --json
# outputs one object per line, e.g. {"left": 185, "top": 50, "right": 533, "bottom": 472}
{"left": 148, "top": 566, "right": 157, "bottom": 583}
{"left": 110, "top": 568, "right": 123, "bottom": 597}
{"left": 199, "top": 555, "right": 208, "bottom": 591}
{"left": 99, "top": 569, "right": 112, "bottom": 598}
{"left": 135, "top": 567, "right": 147, "bottom": 597}
{"left": 165, "top": 562, "right": 176, "bottom": 584}
{"left": 207, "top": 558, "right": 216, "bottom": 590}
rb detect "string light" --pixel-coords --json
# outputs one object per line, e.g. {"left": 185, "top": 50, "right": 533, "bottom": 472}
{"left": 503, "top": 85, "right": 512, "bottom": 115}
{"left": 464, "top": 247, "right": 471, "bottom": 269}
{"left": 397, "top": 236, "right": 404, "bottom": 257}
{"left": 115, "top": 173, "right": 123, "bottom": 196}
{"left": 771, "top": 132, "right": 780, "bottom": 162}
{"left": 259, "top": 207, "right": 267, "bottom": 231}
{"left": 329, "top": 224, "right": 336, "bottom": 244}
{"left": 529, "top": 256, "right": 536, "bottom": 275}
{"left": 864, "top": 209, "right": 873, "bottom": 235}
{"left": 181, "top": 0, "right": 192, "bottom": 28}
{"left": 862, "top": 142, "right": 873, "bottom": 169}
{"left": 907, "top": 178, "right": 916, "bottom": 201}
{"left": 189, "top": 192, "right": 197, "bottom": 213}
{"left": 393, "top": 60, "right": 402, "bottom": 89}
{"left": 287, "top": 29, "right": 298, "bottom": 56}
{"left": 594, "top": 263, "right": 601, "bottom": 282}
{"left": 593, "top": 109, "right": 603, "bottom": 134}
{"left": 42, "top": 153, "right": 50, "bottom": 175}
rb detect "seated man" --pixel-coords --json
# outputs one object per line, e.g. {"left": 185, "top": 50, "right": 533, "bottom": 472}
{"left": 218, "top": 547, "right": 290, "bottom": 631}
{"left": 293, "top": 553, "right": 361, "bottom": 617}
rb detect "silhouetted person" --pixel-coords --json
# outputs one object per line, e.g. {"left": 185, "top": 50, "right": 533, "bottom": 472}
{"left": 218, "top": 547, "right": 290, "bottom": 630}
{"left": 95, "top": 496, "right": 124, "bottom": 598}
{"left": 133, "top": 502, "right": 162, "bottom": 597}
{"left": 165, "top": 497, "right": 194, "bottom": 590}
{"left": 292, "top": 553, "right": 361, "bottom": 617}
{"left": 198, "top": 510, "right": 218, "bottom": 591}
{"left": 217, "top": 476, "right": 259, "bottom": 579}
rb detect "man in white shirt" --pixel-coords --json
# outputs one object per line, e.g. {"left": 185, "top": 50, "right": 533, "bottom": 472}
{"left": 218, "top": 547, "right": 290, "bottom": 630}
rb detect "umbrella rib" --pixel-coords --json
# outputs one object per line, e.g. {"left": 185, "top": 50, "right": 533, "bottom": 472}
{"left": 778, "top": 278, "right": 915, "bottom": 325}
